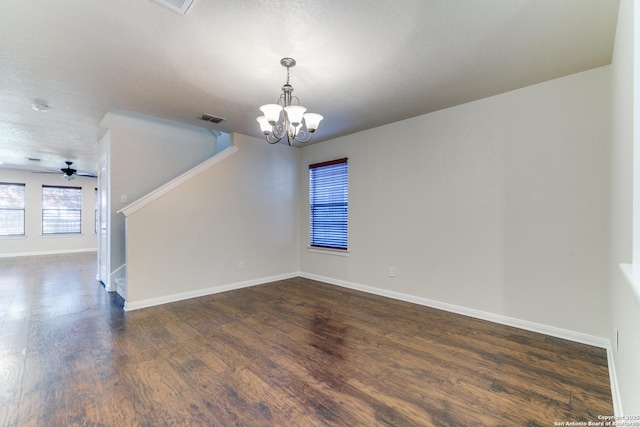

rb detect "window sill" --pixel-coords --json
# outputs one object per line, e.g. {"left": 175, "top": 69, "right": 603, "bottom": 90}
{"left": 619, "top": 263, "right": 640, "bottom": 308}
{"left": 42, "top": 233, "right": 84, "bottom": 238}
{"left": 307, "top": 247, "right": 349, "bottom": 257}
{"left": 0, "top": 235, "right": 27, "bottom": 240}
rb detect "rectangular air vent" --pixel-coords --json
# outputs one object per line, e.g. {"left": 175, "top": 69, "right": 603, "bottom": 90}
{"left": 153, "top": 0, "right": 194, "bottom": 15}
{"left": 200, "top": 114, "right": 225, "bottom": 124}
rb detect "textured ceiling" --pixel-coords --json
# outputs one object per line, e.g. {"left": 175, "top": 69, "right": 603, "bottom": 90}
{"left": 0, "top": 0, "right": 619, "bottom": 174}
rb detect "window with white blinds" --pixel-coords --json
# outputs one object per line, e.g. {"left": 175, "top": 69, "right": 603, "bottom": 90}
{"left": 42, "top": 185, "right": 82, "bottom": 234}
{"left": 0, "top": 182, "right": 26, "bottom": 236}
{"left": 309, "top": 158, "right": 348, "bottom": 250}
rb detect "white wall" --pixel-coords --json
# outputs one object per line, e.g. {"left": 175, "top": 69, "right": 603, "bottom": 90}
{"left": 299, "top": 66, "right": 611, "bottom": 340}
{"left": 124, "top": 133, "right": 299, "bottom": 308}
{"left": 0, "top": 169, "right": 97, "bottom": 257}
{"left": 99, "top": 109, "right": 219, "bottom": 287}
{"left": 610, "top": 0, "right": 640, "bottom": 416}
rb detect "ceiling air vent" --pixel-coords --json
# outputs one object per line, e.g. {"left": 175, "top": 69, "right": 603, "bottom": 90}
{"left": 200, "top": 113, "right": 225, "bottom": 124}
{"left": 153, "top": 0, "right": 194, "bottom": 15}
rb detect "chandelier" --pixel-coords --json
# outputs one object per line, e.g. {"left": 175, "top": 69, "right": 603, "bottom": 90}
{"left": 256, "top": 58, "right": 323, "bottom": 145}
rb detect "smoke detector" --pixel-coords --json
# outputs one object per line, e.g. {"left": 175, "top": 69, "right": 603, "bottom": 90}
{"left": 31, "top": 103, "right": 49, "bottom": 112}
{"left": 153, "top": 0, "right": 194, "bottom": 14}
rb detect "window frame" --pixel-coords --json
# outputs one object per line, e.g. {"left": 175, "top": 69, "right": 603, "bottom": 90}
{"left": 0, "top": 182, "right": 26, "bottom": 236}
{"left": 42, "top": 185, "right": 83, "bottom": 235}
{"left": 309, "top": 157, "right": 348, "bottom": 251}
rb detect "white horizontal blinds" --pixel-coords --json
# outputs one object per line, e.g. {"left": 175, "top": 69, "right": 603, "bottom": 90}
{"left": 309, "top": 158, "right": 348, "bottom": 250}
{"left": 0, "top": 182, "right": 26, "bottom": 236}
{"left": 42, "top": 185, "right": 82, "bottom": 234}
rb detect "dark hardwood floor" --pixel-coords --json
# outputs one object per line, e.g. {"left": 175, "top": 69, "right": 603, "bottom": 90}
{"left": 0, "top": 253, "right": 613, "bottom": 426}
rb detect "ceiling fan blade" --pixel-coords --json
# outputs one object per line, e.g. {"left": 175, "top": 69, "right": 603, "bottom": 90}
{"left": 32, "top": 170, "right": 96, "bottom": 178}
{"left": 28, "top": 161, "right": 96, "bottom": 178}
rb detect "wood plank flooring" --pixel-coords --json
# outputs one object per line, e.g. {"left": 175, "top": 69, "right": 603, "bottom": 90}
{"left": 0, "top": 253, "right": 613, "bottom": 426}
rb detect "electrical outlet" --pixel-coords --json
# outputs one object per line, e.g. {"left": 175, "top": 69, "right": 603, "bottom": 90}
{"left": 389, "top": 267, "right": 396, "bottom": 278}
{"left": 238, "top": 261, "right": 245, "bottom": 270}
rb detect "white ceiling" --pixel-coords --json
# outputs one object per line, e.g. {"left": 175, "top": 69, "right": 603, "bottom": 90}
{"left": 0, "top": 0, "right": 619, "bottom": 175}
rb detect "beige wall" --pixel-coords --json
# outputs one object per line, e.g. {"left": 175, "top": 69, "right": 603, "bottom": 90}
{"left": 299, "top": 66, "right": 611, "bottom": 340}
{"left": 0, "top": 169, "right": 97, "bottom": 257}
{"left": 125, "top": 133, "right": 299, "bottom": 307}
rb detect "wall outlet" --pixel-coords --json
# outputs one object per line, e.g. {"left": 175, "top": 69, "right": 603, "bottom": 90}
{"left": 389, "top": 267, "right": 396, "bottom": 278}
{"left": 238, "top": 261, "right": 245, "bottom": 270}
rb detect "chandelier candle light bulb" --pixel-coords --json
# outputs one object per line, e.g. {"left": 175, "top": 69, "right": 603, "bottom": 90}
{"left": 256, "top": 58, "right": 323, "bottom": 145}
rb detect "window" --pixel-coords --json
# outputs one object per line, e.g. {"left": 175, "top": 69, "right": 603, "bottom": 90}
{"left": 309, "top": 158, "right": 348, "bottom": 250}
{"left": 0, "top": 183, "right": 26, "bottom": 236}
{"left": 42, "top": 185, "right": 82, "bottom": 234}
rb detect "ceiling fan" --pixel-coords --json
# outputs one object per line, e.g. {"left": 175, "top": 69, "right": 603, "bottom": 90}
{"left": 35, "top": 161, "right": 97, "bottom": 181}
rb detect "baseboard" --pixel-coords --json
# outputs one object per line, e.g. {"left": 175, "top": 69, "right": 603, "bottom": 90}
{"left": 606, "top": 343, "right": 624, "bottom": 417}
{"left": 0, "top": 248, "right": 97, "bottom": 258}
{"left": 300, "top": 272, "right": 609, "bottom": 349}
{"left": 124, "top": 272, "right": 299, "bottom": 311}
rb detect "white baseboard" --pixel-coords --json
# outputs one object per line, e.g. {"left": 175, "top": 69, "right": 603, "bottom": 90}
{"left": 126, "top": 270, "right": 611, "bottom": 348}
{"left": 0, "top": 248, "right": 97, "bottom": 258}
{"left": 124, "top": 272, "right": 299, "bottom": 311}
{"left": 300, "top": 272, "right": 609, "bottom": 349}
{"left": 606, "top": 343, "right": 623, "bottom": 417}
